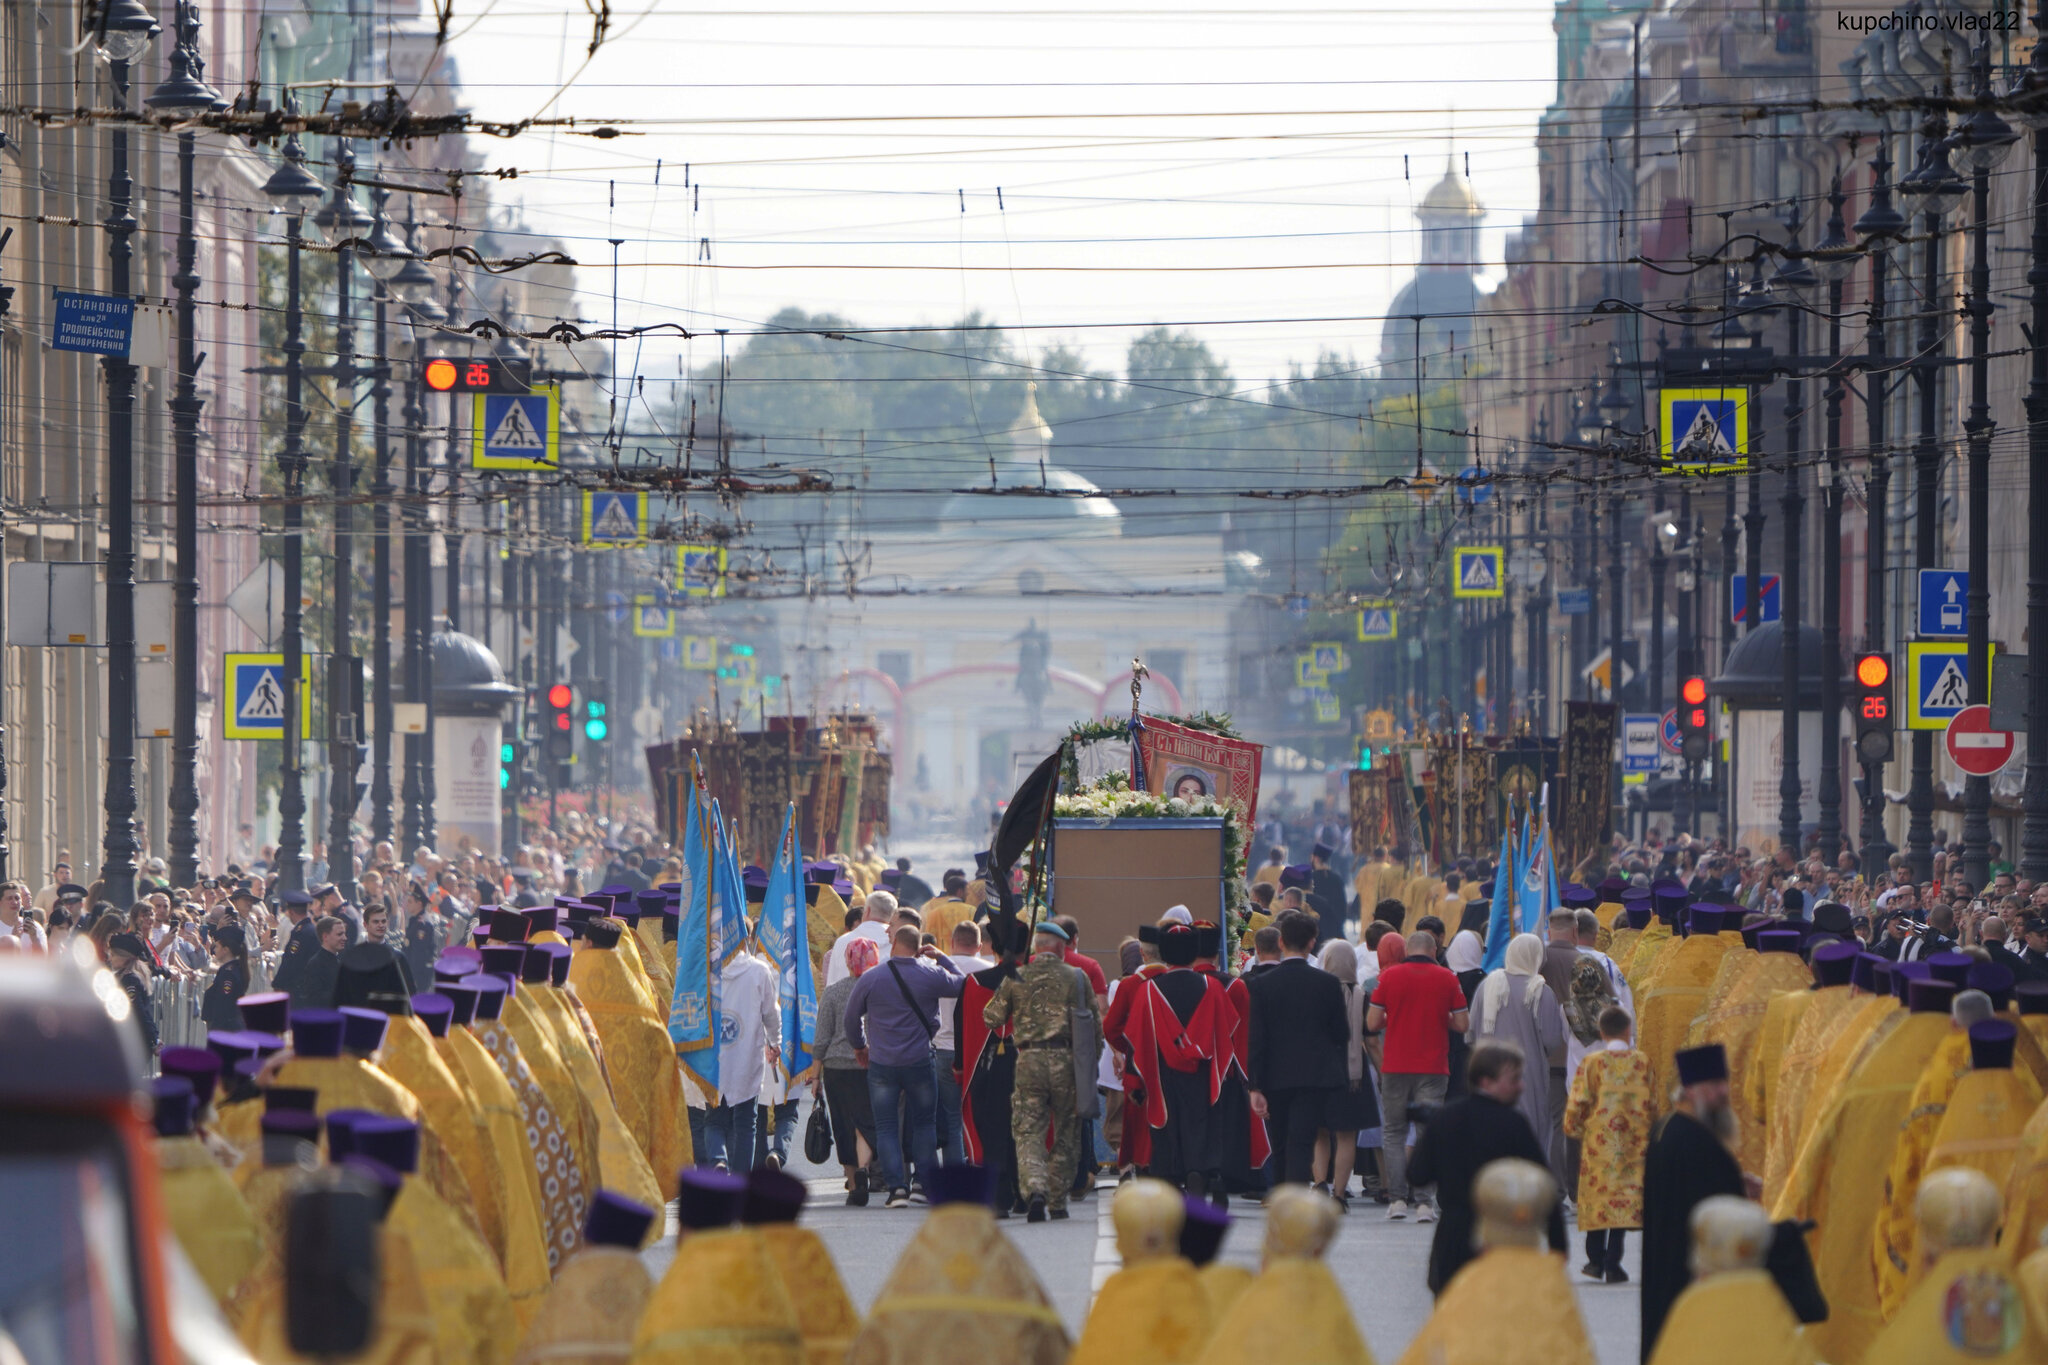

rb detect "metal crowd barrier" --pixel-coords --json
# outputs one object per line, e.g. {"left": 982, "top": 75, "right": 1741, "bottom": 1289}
{"left": 146, "top": 951, "right": 279, "bottom": 1056}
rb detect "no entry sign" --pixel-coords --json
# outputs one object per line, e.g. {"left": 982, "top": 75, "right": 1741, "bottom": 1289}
{"left": 1944, "top": 704, "right": 2016, "bottom": 776}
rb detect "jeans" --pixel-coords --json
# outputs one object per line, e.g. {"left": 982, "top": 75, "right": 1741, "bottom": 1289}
{"left": 754, "top": 1098, "right": 800, "bottom": 1168}
{"left": 868, "top": 1058, "right": 939, "bottom": 1193}
{"left": 1379, "top": 1071, "right": 1447, "bottom": 1202}
{"left": 934, "top": 1048, "right": 965, "bottom": 1165}
{"left": 704, "top": 1099, "right": 760, "bottom": 1173}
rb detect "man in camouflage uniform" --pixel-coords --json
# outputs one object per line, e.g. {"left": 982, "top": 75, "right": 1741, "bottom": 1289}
{"left": 984, "top": 919, "right": 1103, "bottom": 1222}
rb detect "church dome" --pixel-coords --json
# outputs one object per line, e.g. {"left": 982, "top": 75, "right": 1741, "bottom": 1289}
{"left": 937, "top": 381, "right": 1121, "bottom": 536}
{"left": 1419, "top": 161, "right": 1483, "bottom": 219}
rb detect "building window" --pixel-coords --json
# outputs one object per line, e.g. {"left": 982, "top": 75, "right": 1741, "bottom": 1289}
{"left": 876, "top": 651, "right": 911, "bottom": 691}
{"left": 1148, "top": 650, "right": 1188, "bottom": 693}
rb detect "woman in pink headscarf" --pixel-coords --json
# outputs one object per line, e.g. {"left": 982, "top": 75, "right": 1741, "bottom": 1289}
{"left": 814, "top": 934, "right": 881, "bottom": 1201}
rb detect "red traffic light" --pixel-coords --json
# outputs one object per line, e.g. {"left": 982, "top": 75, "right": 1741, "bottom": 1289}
{"left": 1686, "top": 707, "right": 1708, "bottom": 729}
{"left": 424, "top": 357, "right": 458, "bottom": 391}
{"left": 547, "top": 683, "right": 574, "bottom": 709}
{"left": 1856, "top": 654, "right": 1890, "bottom": 688}
{"left": 1680, "top": 676, "right": 1707, "bottom": 706}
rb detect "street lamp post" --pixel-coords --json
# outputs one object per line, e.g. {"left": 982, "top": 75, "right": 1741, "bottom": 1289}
{"left": 144, "top": 0, "right": 221, "bottom": 890}
{"left": 391, "top": 221, "right": 441, "bottom": 857}
{"left": 262, "top": 126, "right": 326, "bottom": 894}
{"left": 2009, "top": 5, "right": 2048, "bottom": 882}
{"left": 1807, "top": 171, "right": 1863, "bottom": 867}
{"left": 1856, "top": 127, "right": 1906, "bottom": 877}
{"left": 1897, "top": 109, "right": 1967, "bottom": 882}
{"left": 359, "top": 187, "right": 412, "bottom": 850}
{"left": 1776, "top": 205, "right": 1818, "bottom": 860}
{"left": 1953, "top": 44, "right": 2018, "bottom": 892}
{"left": 96, "top": 0, "right": 158, "bottom": 909}
{"left": 315, "top": 151, "right": 371, "bottom": 903}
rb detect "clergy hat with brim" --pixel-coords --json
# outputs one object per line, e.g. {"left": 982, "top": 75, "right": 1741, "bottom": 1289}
{"left": 2015, "top": 981, "right": 2048, "bottom": 1016}
{"left": 1966, "top": 963, "right": 2015, "bottom": 1012}
{"left": 584, "top": 919, "right": 624, "bottom": 950}
{"left": 1560, "top": 884, "right": 1597, "bottom": 911}
{"left": 266, "top": 1086, "right": 319, "bottom": 1113}
{"left": 1837, "top": 948, "right": 1877, "bottom": 992}
{"left": 1178, "top": 1195, "right": 1231, "bottom": 1266}
{"left": 1967, "top": 1019, "right": 2018, "bottom": 1071}
{"left": 238, "top": 991, "right": 291, "bottom": 1034}
{"left": 743, "top": 866, "right": 770, "bottom": 904}
{"left": 1924, "top": 951, "right": 1973, "bottom": 988}
{"left": 1673, "top": 1044, "right": 1729, "bottom": 1087}
{"left": 338, "top": 1007, "right": 390, "bottom": 1056}
{"left": 926, "top": 1162, "right": 995, "bottom": 1208}
{"left": 324, "top": 1109, "right": 382, "bottom": 1161}
{"left": 1812, "top": 902, "right": 1854, "bottom": 936}
{"left": 488, "top": 907, "right": 530, "bottom": 943}
{"left": 677, "top": 1169, "right": 748, "bottom": 1230}
{"left": 635, "top": 890, "right": 669, "bottom": 915}
{"left": 352, "top": 1117, "right": 421, "bottom": 1175}
{"left": 439, "top": 981, "right": 481, "bottom": 1027}
{"left": 411, "top": 994, "right": 454, "bottom": 1037}
{"left": 434, "top": 947, "right": 483, "bottom": 983}
{"left": 1907, "top": 977, "right": 1958, "bottom": 1014}
{"left": 586, "top": 1191, "right": 657, "bottom": 1248}
{"left": 204, "top": 1031, "right": 262, "bottom": 1070}
{"left": 1624, "top": 907, "right": 1654, "bottom": 930}
{"left": 806, "top": 861, "right": 839, "bottom": 885}
{"left": 662, "top": 908, "right": 680, "bottom": 944}
{"left": 1757, "top": 929, "right": 1802, "bottom": 955}
{"left": 290, "top": 1009, "right": 345, "bottom": 1058}
{"left": 741, "top": 1168, "right": 808, "bottom": 1225}
{"left": 479, "top": 944, "right": 526, "bottom": 983}
{"left": 151, "top": 1076, "right": 196, "bottom": 1137}
{"left": 158, "top": 1046, "right": 222, "bottom": 1108}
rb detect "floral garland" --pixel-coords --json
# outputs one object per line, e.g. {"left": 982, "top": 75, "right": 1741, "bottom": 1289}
{"left": 1052, "top": 776, "right": 1251, "bottom": 939}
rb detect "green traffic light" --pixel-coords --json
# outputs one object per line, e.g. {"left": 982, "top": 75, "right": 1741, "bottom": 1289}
{"left": 732, "top": 644, "right": 754, "bottom": 657}
{"left": 584, "top": 718, "right": 609, "bottom": 741}
{"left": 500, "top": 742, "right": 515, "bottom": 763}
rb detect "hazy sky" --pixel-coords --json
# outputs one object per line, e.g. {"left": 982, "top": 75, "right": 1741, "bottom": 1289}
{"left": 441, "top": 2, "right": 1561, "bottom": 392}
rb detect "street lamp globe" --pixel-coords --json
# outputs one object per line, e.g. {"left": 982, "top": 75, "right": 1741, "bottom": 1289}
{"left": 360, "top": 201, "right": 414, "bottom": 282}
{"left": 315, "top": 186, "right": 374, "bottom": 239}
{"left": 144, "top": 36, "right": 221, "bottom": 118}
{"left": 262, "top": 133, "right": 326, "bottom": 209}
{"left": 97, "top": 0, "right": 159, "bottom": 61}
{"left": 390, "top": 253, "right": 440, "bottom": 307}
{"left": 1808, "top": 207, "right": 1861, "bottom": 284}
{"left": 1897, "top": 138, "right": 1969, "bottom": 220}
{"left": 1951, "top": 105, "right": 2019, "bottom": 174}
{"left": 2004, "top": 60, "right": 2048, "bottom": 132}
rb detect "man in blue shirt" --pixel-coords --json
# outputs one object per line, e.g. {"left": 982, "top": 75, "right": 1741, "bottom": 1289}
{"left": 845, "top": 924, "right": 966, "bottom": 1207}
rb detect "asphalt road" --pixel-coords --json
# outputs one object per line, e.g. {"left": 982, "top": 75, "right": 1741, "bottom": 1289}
{"left": 643, "top": 1101, "right": 1644, "bottom": 1364}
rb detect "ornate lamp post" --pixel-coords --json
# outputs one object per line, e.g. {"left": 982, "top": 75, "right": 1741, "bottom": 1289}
{"left": 2007, "top": 3, "right": 2048, "bottom": 882}
{"left": 1855, "top": 128, "right": 1906, "bottom": 878}
{"left": 144, "top": 0, "right": 221, "bottom": 890}
{"left": 359, "top": 186, "right": 411, "bottom": 850}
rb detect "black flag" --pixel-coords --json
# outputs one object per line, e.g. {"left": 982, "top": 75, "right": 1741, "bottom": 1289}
{"left": 988, "top": 747, "right": 1063, "bottom": 947}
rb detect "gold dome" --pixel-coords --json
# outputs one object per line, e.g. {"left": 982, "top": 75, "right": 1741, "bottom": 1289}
{"left": 1418, "top": 158, "right": 1483, "bottom": 220}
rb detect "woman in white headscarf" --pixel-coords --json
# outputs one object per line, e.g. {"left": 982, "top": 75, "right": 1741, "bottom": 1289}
{"left": 1469, "top": 932, "right": 1566, "bottom": 1146}
{"left": 1311, "top": 938, "right": 1377, "bottom": 1209}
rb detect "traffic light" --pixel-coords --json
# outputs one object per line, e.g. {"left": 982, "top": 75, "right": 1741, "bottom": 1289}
{"left": 1855, "top": 652, "right": 1895, "bottom": 765}
{"left": 583, "top": 691, "right": 610, "bottom": 742}
{"left": 545, "top": 683, "right": 575, "bottom": 762}
{"left": 1677, "top": 675, "right": 1712, "bottom": 763}
{"left": 500, "top": 738, "right": 520, "bottom": 790}
{"left": 420, "top": 356, "right": 532, "bottom": 394}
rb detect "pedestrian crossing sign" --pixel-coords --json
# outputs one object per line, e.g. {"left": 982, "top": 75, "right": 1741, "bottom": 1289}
{"left": 471, "top": 384, "right": 560, "bottom": 470}
{"left": 222, "top": 651, "right": 313, "bottom": 740}
{"left": 1311, "top": 641, "right": 1347, "bottom": 673}
{"left": 581, "top": 490, "right": 647, "bottom": 546}
{"left": 1452, "top": 546, "right": 1504, "bottom": 598}
{"left": 1659, "top": 387, "right": 1749, "bottom": 474}
{"left": 681, "top": 635, "right": 717, "bottom": 669}
{"left": 1356, "top": 602, "right": 1398, "bottom": 641}
{"left": 632, "top": 595, "right": 676, "bottom": 638}
{"left": 678, "top": 544, "right": 727, "bottom": 597}
{"left": 1905, "top": 639, "right": 1995, "bottom": 730}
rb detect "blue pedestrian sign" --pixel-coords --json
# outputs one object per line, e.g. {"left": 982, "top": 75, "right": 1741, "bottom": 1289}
{"left": 1356, "top": 603, "right": 1397, "bottom": 642}
{"left": 222, "top": 652, "right": 313, "bottom": 740}
{"left": 1452, "top": 546, "right": 1504, "bottom": 598}
{"left": 1556, "top": 587, "right": 1591, "bottom": 616}
{"left": 1729, "top": 574, "right": 1781, "bottom": 625}
{"left": 52, "top": 291, "right": 135, "bottom": 356}
{"left": 471, "top": 383, "right": 560, "bottom": 470}
{"left": 1659, "top": 387, "right": 1749, "bottom": 473}
{"left": 1905, "top": 640, "right": 1996, "bottom": 731}
{"left": 1917, "top": 569, "right": 1968, "bottom": 638}
{"left": 581, "top": 490, "right": 646, "bottom": 546}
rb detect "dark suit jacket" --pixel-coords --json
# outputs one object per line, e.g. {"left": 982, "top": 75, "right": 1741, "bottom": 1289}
{"left": 1246, "top": 956, "right": 1349, "bottom": 1092}
{"left": 1408, "top": 1091, "right": 1566, "bottom": 1293}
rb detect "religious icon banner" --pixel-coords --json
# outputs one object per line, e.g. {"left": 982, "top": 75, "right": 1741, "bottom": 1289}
{"left": 1134, "top": 718, "right": 1263, "bottom": 827}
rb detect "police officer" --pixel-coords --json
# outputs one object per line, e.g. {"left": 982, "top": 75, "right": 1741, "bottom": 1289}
{"left": 269, "top": 889, "right": 319, "bottom": 995}
{"left": 983, "top": 919, "right": 1102, "bottom": 1222}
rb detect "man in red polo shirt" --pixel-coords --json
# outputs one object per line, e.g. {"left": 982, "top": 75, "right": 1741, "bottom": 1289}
{"left": 1366, "top": 929, "right": 1470, "bottom": 1222}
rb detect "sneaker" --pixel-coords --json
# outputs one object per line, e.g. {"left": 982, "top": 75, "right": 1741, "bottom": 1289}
{"left": 885, "top": 1188, "right": 910, "bottom": 1210}
{"left": 1604, "top": 1266, "right": 1630, "bottom": 1285}
{"left": 1050, "top": 1205, "right": 1071, "bottom": 1220}
{"left": 1387, "top": 1200, "right": 1410, "bottom": 1221}
{"left": 847, "top": 1170, "right": 870, "bottom": 1208}
{"left": 1026, "top": 1195, "right": 1048, "bottom": 1223}
{"left": 1415, "top": 1203, "right": 1437, "bottom": 1224}
{"left": 909, "top": 1184, "right": 928, "bottom": 1205}
{"left": 764, "top": 1152, "right": 782, "bottom": 1173}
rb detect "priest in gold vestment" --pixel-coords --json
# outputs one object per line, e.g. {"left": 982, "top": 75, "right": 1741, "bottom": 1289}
{"left": 150, "top": 1076, "right": 262, "bottom": 1308}
{"left": 1200, "top": 1186, "right": 1376, "bottom": 1365}
{"left": 632, "top": 1168, "right": 805, "bottom": 1365}
{"left": 1073, "top": 1180, "right": 1211, "bottom": 1365}
{"left": 1645, "top": 1196, "right": 1813, "bottom": 1365}
{"left": 511, "top": 1191, "right": 657, "bottom": 1365}
{"left": 1864, "top": 1167, "right": 2048, "bottom": 1365}
{"left": 744, "top": 1167, "right": 861, "bottom": 1365}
